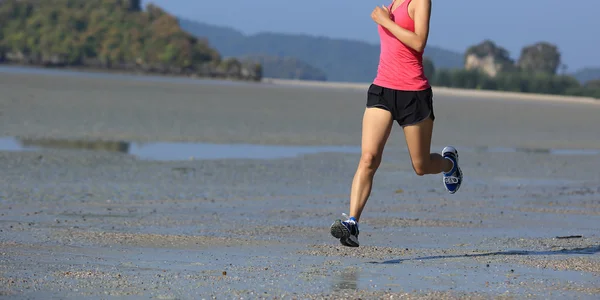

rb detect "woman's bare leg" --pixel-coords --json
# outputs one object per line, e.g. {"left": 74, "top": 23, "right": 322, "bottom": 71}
{"left": 402, "top": 117, "right": 453, "bottom": 175}
{"left": 349, "top": 107, "right": 394, "bottom": 221}
{"left": 331, "top": 107, "right": 393, "bottom": 247}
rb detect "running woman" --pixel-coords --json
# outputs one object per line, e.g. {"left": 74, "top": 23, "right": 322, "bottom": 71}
{"left": 330, "top": 0, "right": 463, "bottom": 247}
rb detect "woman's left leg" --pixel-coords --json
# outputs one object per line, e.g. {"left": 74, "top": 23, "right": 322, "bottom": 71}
{"left": 402, "top": 116, "right": 463, "bottom": 193}
{"left": 402, "top": 117, "right": 451, "bottom": 175}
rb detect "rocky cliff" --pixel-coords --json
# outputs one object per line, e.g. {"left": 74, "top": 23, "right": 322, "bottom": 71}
{"left": 464, "top": 40, "right": 515, "bottom": 77}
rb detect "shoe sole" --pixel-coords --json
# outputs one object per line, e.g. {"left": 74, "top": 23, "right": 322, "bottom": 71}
{"left": 331, "top": 220, "right": 360, "bottom": 247}
{"left": 340, "top": 237, "right": 359, "bottom": 247}
{"left": 330, "top": 220, "right": 350, "bottom": 239}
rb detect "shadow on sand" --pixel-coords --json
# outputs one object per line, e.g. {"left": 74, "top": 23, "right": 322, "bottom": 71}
{"left": 369, "top": 245, "right": 600, "bottom": 265}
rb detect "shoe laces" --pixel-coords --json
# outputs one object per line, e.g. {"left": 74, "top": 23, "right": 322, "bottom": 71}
{"left": 444, "top": 176, "right": 460, "bottom": 184}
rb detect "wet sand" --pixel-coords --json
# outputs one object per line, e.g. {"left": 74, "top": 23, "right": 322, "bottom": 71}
{"left": 1, "top": 68, "right": 600, "bottom": 299}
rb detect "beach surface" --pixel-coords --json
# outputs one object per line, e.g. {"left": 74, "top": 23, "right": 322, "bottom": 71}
{"left": 1, "top": 66, "right": 599, "bottom": 299}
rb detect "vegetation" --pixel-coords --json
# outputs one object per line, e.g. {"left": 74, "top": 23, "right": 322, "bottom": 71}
{"left": 586, "top": 79, "right": 600, "bottom": 89}
{"left": 0, "top": 0, "right": 262, "bottom": 81}
{"left": 517, "top": 42, "right": 562, "bottom": 75}
{"left": 428, "top": 40, "right": 600, "bottom": 99}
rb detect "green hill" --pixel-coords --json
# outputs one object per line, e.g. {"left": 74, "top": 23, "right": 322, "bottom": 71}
{"left": 0, "top": 0, "right": 261, "bottom": 81}
{"left": 179, "top": 19, "right": 464, "bottom": 83}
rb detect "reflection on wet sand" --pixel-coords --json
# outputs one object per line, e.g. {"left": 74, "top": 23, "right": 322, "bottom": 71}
{"left": 1, "top": 136, "right": 363, "bottom": 161}
{"left": 332, "top": 267, "right": 359, "bottom": 292}
{"left": 18, "top": 138, "right": 130, "bottom": 153}
{"left": 1, "top": 136, "right": 598, "bottom": 162}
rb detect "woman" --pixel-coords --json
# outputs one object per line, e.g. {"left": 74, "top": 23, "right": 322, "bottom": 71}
{"left": 330, "top": 0, "right": 463, "bottom": 247}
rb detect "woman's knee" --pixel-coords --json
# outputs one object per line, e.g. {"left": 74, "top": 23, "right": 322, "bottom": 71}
{"left": 411, "top": 158, "right": 429, "bottom": 176}
{"left": 359, "top": 152, "right": 382, "bottom": 171}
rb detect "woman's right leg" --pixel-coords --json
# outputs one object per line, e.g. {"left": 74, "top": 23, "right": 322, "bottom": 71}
{"left": 330, "top": 106, "right": 393, "bottom": 247}
{"left": 349, "top": 107, "right": 394, "bottom": 221}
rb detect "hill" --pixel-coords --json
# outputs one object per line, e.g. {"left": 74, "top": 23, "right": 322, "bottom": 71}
{"left": 0, "top": 0, "right": 261, "bottom": 81}
{"left": 241, "top": 55, "right": 327, "bottom": 81}
{"left": 179, "top": 19, "right": 464, "bottom": 83}
{"left": 572, "top": 67, "right": 600, "bottom": 84}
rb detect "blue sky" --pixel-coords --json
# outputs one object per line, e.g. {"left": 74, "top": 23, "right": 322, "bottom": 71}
{"left": 143, "top": 0, "right": 599, "bottom": 72}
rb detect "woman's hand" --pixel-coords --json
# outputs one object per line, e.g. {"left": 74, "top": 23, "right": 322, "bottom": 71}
{"left": 372, "top": 0, "right": 431, "bottom": 52}
{"left": 371, "top": 5, "right": 391, "bottom": 27}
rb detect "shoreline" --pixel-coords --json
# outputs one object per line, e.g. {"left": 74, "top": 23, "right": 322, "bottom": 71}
{"left": 0, "top": 62, "right": 261, "bottom": 83}
{"left": 264, "top": 78, "right": 600, "bottom": 105}
{"left": 1, "top": 63, "right": 597, "bottom": 105}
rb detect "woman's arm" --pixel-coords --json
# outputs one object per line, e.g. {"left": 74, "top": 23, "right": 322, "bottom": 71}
{"left": 371, "top": 0, "right": 432, "bottom": 52}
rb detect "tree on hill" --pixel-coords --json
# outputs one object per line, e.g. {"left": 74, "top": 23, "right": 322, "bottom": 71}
{"left": 0, "top": 0, "right": 261, "bottom": 81}
{"left": 517, "top": 42, "right": 561, "bottom": 75}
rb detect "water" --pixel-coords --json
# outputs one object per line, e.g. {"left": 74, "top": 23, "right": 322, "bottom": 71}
{"left": 0, "top": 137, "right": 361, "bottom": 161}
{"left": 133, "top": 142, "right": 363, "bottom": 160}
{"left": 1, "top": 136, "right": 598, "bottom": 161}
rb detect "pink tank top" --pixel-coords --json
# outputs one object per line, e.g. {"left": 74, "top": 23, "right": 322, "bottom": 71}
{"left": 373, "top": 0, "right": 430, "bottom": 91}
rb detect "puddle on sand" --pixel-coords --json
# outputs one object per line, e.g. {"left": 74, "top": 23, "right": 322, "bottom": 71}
{"left": 0, "top": 137, "right": 361, "bottom": 161}
{"left": 1, "top": 137, "right": 598, "bottom": 161}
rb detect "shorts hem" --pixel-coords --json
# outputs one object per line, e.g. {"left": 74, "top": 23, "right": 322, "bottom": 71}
{"left": 366, "top": 104, "right": 391, "bottom": 112}
{"left": 399, "top": 112, "right": 434, "bottom": 128}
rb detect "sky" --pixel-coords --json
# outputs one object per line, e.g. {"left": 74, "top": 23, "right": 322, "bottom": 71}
{"left": 142, "top": 0, "right": 599, "bottom": 72}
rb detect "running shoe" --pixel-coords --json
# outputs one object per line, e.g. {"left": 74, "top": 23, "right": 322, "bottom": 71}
{"left": 442, "top": 146, "right": 463, "bottom": 194}
{"left": 330, "top": 213, "right": 360, "bottom": 247}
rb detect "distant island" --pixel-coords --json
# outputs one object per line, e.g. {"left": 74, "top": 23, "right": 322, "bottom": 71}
{"left": 0, "top": 0, "right": 262, "bottom": 81}
{"left": 433, "top": 40, "right": 600, "bottom": 99}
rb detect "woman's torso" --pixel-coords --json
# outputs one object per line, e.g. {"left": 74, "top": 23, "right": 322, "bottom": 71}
{"left": 373, "top": 0, "right": 430, "bottom": 91}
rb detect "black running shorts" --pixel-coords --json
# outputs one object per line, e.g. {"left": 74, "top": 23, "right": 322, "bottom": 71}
{"left": 366, "top": 83, "right": 435, "bottom": 127}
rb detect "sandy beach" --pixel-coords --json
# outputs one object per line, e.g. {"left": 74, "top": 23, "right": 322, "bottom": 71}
{"left": 1, "top": 66, "right": 599, "bottom": 299}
